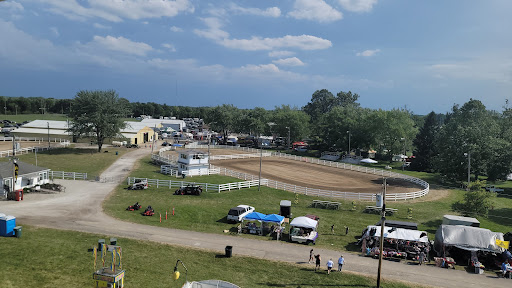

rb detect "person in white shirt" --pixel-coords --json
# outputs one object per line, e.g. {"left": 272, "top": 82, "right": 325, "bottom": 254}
{"left": 326, "top": 259, "right": 334, "bottom": 274}
{"left": 338, "top": 255, "right": 345, "bottom": 271}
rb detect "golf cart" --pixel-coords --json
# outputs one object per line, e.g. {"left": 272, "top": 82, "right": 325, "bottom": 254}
{"left": 174, "top": 184, "right": 202, "bottom": 196}
{"left": 289, "top": 216, "right": 319, "bottom": 245}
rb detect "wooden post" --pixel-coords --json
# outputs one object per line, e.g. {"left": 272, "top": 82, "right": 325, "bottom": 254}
{"left": 377, "top": 178, "right": 387, "bottom": 288}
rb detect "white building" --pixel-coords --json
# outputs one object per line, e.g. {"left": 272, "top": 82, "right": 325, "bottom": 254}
{"left": 1, "top": 161, "right": 51, "bottom": 195}
{"left": 177, "top": 150, "right": 209, "bottom": 176}
{"left": 140, "top": 118, "right": 186, "bottom": 132}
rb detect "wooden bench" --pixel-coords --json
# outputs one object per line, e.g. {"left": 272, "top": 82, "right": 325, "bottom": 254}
{"left": 312, "top": 200, "right": 341, "bottom": 210}
{"left": 364, "top": 206, "right": 398, "bottom": 215}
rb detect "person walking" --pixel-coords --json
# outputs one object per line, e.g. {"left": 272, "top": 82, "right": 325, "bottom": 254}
{"left": 327, "top": 258, "right": 334, "bottom": 275}
{"left": 419, "top": 251, "right": 425, "bottom": 265}
{"left": 314, "top": 254, "right": 321, "bottom": 271}
{"left": 308, "top": 249, "right": 314, "bottom": 263}
{"left": 338, "top": 255, "right": 345, "bottom": 271}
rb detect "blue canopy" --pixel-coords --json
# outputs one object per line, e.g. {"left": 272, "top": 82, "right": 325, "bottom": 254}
{"left": 243, "top": 212, "right": 266, "bottom": 221}
{"left": 263, "top": 214, "right": 285, "bottom": 224}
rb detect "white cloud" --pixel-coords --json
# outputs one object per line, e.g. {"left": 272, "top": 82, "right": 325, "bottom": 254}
{"left": 162, "top": 43, "right": 176, "bottom": 52}
{"left": 3, "top": 1, "right": 24, "bottom": 11}
{"left": 427, "top": 61, "right": 512, "bottom": 83}
{"left": 356, "top": 49, "right": 380, "bottom": 57}
{"left": 337, "top": 0, "right": 378, "bottom": 12}
{"left": 88, "top": 35, "right": 153, "bottom": 57}
{"left": 222, "top": 35, "right": 332, "bottom": 51}
{"left": 170, "top": 26, "right": 183, "bottom": 32}
{"left": 142, "top": 21, "right": 149, "bottom": 25}
{"left": 50, "top": 27, "right": 59, "bottom": 37}
{"left": 193, "top": 17, "right": 230, "bottom": 41}
{"left": 194, "top": 17, "right": 331, "bottom": 51}
{"left": 93, "top": 23, "right": 111, "bottom": 29}
{"left": 272, "top": 57, "right": 305, "bottom": 67}
{"left": 43, "top": 0, "right": 194, "bottom": 22}
{"left": 229, "top": 4, "right": 281, "bottom": 17}
{"left": 268, "top": 50, "right": 295, "bottom": 58}
{"left": 288, "top": 0, "right": 342, "bottom": 23}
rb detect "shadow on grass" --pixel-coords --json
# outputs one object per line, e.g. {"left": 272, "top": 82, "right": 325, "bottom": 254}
{"left": 260, "top": 281, "right": 372, "bottom": 287}
{"left": 422, "top": 219, "right": 442, "bottom": 235}
{"left": 488, "top": 208, "right": 512, "bottom": 227}
{"left": 216, "top": 216, "right": 231, "bottom": 224}
{"left": 41, "top": 148, "right": 98, "bottom": 155}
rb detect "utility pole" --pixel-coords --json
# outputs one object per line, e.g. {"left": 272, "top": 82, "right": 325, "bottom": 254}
{"left": 377, "top": 178, "right": 387, "bottom": 288}
{"left": 47, "top": 122, "right": 50, "bottom": 149}
{"left": 347, "top": 131, "right": 351, "bottom": 155}
{"left": 286, "top": 126, "right": 290, "bottom": 150}
{"left": 464, "top": 152, "right": 471, "bottom": 190}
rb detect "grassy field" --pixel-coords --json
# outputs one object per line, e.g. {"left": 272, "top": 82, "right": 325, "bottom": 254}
{"left": 0, "top": 226, "right": 414, "bottom": 288}
{"left": 1, "top": 114, "right": 138, "bottom": 124}
{"left": 104, "top": 154, "right": 512, "bottom": 254}
{"left": 0, "top": 147, "right": 130, "bottom": 176}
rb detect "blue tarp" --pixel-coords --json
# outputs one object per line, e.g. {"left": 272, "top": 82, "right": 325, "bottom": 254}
{"left": 263, "top": 214, "right": 285, "bottom": 224}
{"left": 172, "top": 144, "right": 183, "bottom": 147}
{"left": 243, "top": 212, "right": 266, "bottom": 221}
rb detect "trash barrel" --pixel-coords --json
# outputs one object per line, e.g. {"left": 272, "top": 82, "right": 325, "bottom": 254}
{"left": 15, "top": 191, "right": 20, "bottom": 201}
{"left": 225, "top": 246, "right": 233, "bottom": 258}
{"left": 115, "top": 151, "right": 118, "bottom": 155}
{"left": 110, "top": 238, "right": 117, "bottom": 245}
{"left": 13, "top": 226, "right": 22, "bottom": 238}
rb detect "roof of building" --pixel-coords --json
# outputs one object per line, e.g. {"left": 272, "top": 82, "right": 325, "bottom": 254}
{"left": 121, "top": 121, "right": 155, "bottom": 133}
{"left": 0, "top": 161, "right": 50, "bottom": 179}
{"left": 23, "top": 120, "right": 70, "bottom": 130}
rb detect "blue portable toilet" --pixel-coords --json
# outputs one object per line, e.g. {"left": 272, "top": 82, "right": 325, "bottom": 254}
{"left": 0, "top": 215, "right": 16, "bottom": 237}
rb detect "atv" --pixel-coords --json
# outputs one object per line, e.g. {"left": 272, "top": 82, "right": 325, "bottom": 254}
{"left": 126, "top": 202, "right": 142, "bottom": 211}
{"left": 128, "top": 179, "right": 148, "bottom": 190}
{"left": 174, "top": 184, "right": 202, "bottom": 196}
{"left": 141, "top": 205, "right": 155, "bottom": 216}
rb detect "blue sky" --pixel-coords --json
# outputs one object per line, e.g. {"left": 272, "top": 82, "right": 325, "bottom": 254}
{"left": 1, "top": 0, "right": 511, "bottom": 114}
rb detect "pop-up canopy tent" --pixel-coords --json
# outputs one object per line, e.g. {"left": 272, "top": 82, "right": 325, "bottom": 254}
{"left": 290, "top": 216, "right": 318, "bottom": 229}
{"left": 360, "top": 158, "right": 378, "bottom": 164}
{"left": 363, "top": 225, "right": 428, "bottom": 243}
{"left": 434, "top": 225, "right": 505, "bottom": 255}
{"left": 243, "top": 212, "right": 266, "bottom": 221}
{"left": 263, "top": 214, "right": 285, "bottom": 224}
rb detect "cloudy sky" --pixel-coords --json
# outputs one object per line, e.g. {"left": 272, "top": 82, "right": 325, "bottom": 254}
{"left": 1, "top": 0, "right": 511, "bottom": 114}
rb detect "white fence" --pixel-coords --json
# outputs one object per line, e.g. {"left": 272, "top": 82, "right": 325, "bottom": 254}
{"left": 127, "top": 177, "right": 262, "bottom": 193}
{"left": 154, "top": 145, "right": 430, "bottom": 201}
{"left": 0, "top": 146, "right": 55, "bottom": 158}
{"left": 50, "top": 171, "right": 88, "bottom": 180}
{"left": 209, "top": 153, "right": 272, "bottom": 160}
{"left": 160, "top": 165, "right": 220, "bottom": 177}
{"left": 0, "top": 137, "right": 70, "bottom": 143}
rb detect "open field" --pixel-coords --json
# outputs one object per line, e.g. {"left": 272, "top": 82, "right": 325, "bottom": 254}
{"left": 0, "top": 147, "right": 130, "bottom": 176}
{"left": 0, "top": 226, "right": 415, "bottom": 288}
{"left": 211, "top": 157, "right": 422, "bottom": 194}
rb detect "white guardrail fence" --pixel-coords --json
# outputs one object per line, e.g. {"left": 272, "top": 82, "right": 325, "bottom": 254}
{"left": 0, "top": 146, "right": 56, "bottom": 158}
{"left": 152, "top": 144, "right": 430, "bottom": 201}
{"left": 127, "top": 177, "right": 265, "bottom": 193}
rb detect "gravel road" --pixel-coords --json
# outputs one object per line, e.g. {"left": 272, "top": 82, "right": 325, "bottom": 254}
{"left": 0, "top": 147, "right": 505, "bottom": 288}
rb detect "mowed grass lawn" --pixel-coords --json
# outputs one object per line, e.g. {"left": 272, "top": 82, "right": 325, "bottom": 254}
{"left": 0, "top": 147, "right": 130, "bottom": 176}
{"left": 0, "top": 226, "right": 414, "bottom": 288}
{"left": 105, "top": 155, "right": 512, "bottom": 253}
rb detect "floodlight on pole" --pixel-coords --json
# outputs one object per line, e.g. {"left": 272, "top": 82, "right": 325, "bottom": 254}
{"left": 464, "top": 152, "right": 471, "bottom": 191}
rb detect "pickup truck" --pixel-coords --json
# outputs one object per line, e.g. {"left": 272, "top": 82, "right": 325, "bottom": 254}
{"left": 227, "top": 205, "right": 255, "bottom": 223}
{"left": 485, "top": 185, "right": 504, "bottom": 193}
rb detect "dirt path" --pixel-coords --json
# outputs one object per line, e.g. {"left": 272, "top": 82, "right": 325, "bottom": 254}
{"left": 212, "top": 157, "right": 421, "bottom": 194}
{"left": 0, "top": 148, "right": 503, "bottom": 288}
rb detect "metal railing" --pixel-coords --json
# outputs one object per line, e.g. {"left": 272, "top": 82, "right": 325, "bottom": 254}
{"left": 50, "top": 171, "right": 88, "bottom": 180}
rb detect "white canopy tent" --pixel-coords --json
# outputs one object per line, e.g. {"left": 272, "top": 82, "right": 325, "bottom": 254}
{"left": 363, "top": 225, "right": 429, "bottom": 243}
{"left": 290, "top": 216, "right": 318, "bottom": 229}
{"left": 360, "top": 158, "right": 378, "bottom": 164}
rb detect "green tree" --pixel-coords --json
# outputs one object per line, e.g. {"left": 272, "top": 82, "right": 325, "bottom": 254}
{"left": 335, "top": 91, "right": 360, "bottom": 108}
{"left": 69, "top": 90, "right": 130, "bottom": 152}
{"left": 271, "top": 105, "right": 310, "bottom": 145}
{"left": 302, "top": 89, "right": 336, "bottom": 122}
{"left": 411, "top": 111, "right": 440, "bottom": 172}
{"left": 434, "top": 99, "right": 500, "bottom": 181}
{"left": 452, "top": 180, "right": 495, "bottom": 217}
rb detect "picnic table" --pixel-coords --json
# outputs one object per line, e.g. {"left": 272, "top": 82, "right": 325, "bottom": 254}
{"left": 312, "top": 200, "right": 341, "bottom": 210}
{"left": 364, "top": 206, "right": 398, "bottom": 215}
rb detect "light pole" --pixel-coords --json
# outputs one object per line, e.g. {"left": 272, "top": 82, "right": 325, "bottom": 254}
{"left": 401, "top": 138, "right": 406, "bottom": 171}
{"left": 464, "top": 152, "right": 471, "bottom": 190}
{"left": 259, "top": 123, "right": 276, "bottom": 191}
{"left": 376, "top": 178, "right": 387, "bottom": 288}
{"left": 347, "top": 131, "right": 351, "bottom": 155}
{"left": 285, "top": 126, "right": 290, "bottom": 150}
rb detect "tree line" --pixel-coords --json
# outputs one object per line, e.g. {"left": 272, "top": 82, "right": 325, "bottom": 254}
{"left": 5, "top": 91, "right": 512, "bottom": 184}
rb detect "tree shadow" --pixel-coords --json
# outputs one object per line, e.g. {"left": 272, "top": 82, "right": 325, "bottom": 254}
{"left": 422, "top": 219, "right": 442, "bottom": 235}
{"left": 42, "top": 148, "right": 98, "bottom": 155}
{"left": 488, "top": 208, "right": 512, "bottom": 227}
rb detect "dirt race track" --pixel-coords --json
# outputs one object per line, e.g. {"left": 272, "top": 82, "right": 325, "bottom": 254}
{"left": 212, "top": 156, "right": 422, "bottom": 194}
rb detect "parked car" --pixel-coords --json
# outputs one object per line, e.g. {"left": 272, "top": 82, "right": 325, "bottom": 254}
{"left": 227, "top": 205, "right": 255, "bottom": 223}
{"left": 485, "top": 185, "right": 504, "bottom": 193}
